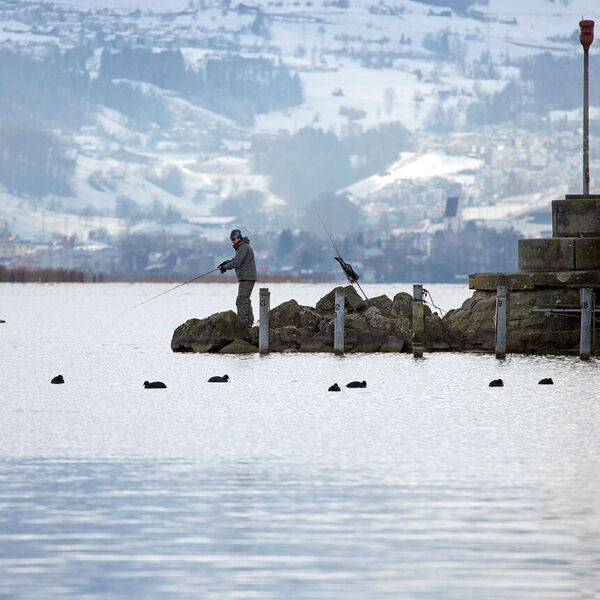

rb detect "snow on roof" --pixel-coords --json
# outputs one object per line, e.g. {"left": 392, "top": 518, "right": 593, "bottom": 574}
{"left": 187, "top": 216, "right": 236, "bottom": 225}
{"left": 461, "top": 192, "right": 552, "bottom": 222}
{"left": 130, "top": 221, "right": 195, "bottom": 236}
{"left": 346, "top": 151, "right": 483, "bottom": 198}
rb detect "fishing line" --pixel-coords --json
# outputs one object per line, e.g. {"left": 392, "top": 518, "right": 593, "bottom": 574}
{"left": 122, "top": 267, "right": 219, "bottom": 313}
{"left": 423, "top": 288, "right": 445, "bottom": 316}
{"left": 319, "top": 214, "right": 344, "bottom": 258}
{"left": 354, "top": 279, "right": 369, "bottom": 302}
{"left": 319, "top": 214, "right": 369, "bottom": 301}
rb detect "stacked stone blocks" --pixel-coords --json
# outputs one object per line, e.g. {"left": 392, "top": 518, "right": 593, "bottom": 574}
{"left": 451, "top": 194, "right": 600, "bottom": 353}
{"left": 519, "top": 194, "right": 600, "bottom": 272}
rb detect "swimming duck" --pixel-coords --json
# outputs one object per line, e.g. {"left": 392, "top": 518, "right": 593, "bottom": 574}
{"left": 538, "top": 377, "right": 554, "bottom": 385}
{"left": 144, "top": 380, "right": 166, "bottom": 388}
{"left": 208, "top": 375, "right": 229, "bottom": 383}
{"left": 346, "top": 381, "right": 367, "bottom": 388}
{"left": 488, "top": 379, "right": 504, "bottom": 387}
{"left": 51, "top": 375, "right": 64, "bottom": 384}
{"left": 328, "top": 383, "right": 341, "bottom": 392}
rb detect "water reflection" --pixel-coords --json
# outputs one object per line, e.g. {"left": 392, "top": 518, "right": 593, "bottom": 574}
{"left": 1, "top": 284, "right": 599, "bottom": 598}
{"left": 0, "top": 457, "right": 599, "bottom": 599}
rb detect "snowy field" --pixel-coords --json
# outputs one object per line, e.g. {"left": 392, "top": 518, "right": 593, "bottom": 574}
{"left": 5, "top": 0, "right": 599, "bottom": 241}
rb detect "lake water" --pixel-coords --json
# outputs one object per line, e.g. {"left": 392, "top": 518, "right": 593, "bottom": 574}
{"left": 1, "top": 282, "right": 599, "bottom": 599}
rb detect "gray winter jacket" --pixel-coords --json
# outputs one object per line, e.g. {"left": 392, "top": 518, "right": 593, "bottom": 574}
{"left": 222, "top": 237, "right": 257, "bottom": 281}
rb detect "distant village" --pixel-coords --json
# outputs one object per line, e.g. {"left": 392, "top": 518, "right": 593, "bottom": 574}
{"left": 0, "top": 207, "right": 523, "bottom": 282}
{"left": 0, "top": 0, "right": 598, "bottom": 282}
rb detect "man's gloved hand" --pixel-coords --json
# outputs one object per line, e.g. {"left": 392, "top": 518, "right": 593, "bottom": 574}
{"left": 218, "top": 262, "right": 227, "bottom": 273}
{"left": 219, "top": 266, "right": 226, "bottom": 274}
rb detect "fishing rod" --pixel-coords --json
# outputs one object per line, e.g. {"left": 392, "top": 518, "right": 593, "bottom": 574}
{"left": 318, "top": 214, "right": 368, "bottom": 301}
{"left": 122, "top": 267, "right": 220, "bottom": 313}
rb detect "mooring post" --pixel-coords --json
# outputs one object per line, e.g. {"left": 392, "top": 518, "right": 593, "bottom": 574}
{"left": 495, "top": 286, "right": 507, "bottom": 360}
{"left": 593, "top": 291, "right": 597, "bottom": 348}
{"left": 580, "top": 287, "right": 592, "bottom": 360}
{"left": 412, "top": 284, "right": 424, "bottom": 358}
{"left": 259, "top": 287, "right": 270, "bottom": 355}
{"left": 334, "top": 290, "right": 345, "bottom": 355}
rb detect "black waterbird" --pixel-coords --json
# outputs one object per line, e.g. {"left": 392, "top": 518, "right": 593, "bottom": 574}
{"left": 328, "top": 383, "right": 341, "bottom": 392}
{"left": 144, "top": 380, "right": 167, "bottom": 388}
{"left": 208, "top": 375, "right": 229, "bottom": 383}
{"left": 346, "top": 381, "right": 367, "bottom": 388}
{"left": 51, "top": 375, "right": 64, "bottom": 384}
{"left": 488, "top": 379, "right": 504, "bottom": 387}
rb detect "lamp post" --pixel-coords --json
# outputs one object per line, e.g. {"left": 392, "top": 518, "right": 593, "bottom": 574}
{"left": 580, "top": 19, "right": 594, "bottom": 195}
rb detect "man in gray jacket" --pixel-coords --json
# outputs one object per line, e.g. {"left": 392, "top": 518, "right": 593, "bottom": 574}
{"left": 218, "top": 229, "right": 257, "bottom": 326}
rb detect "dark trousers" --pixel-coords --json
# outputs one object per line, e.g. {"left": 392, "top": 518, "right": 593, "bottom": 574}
{"left": 236, "top": 280, "right": 255, "bottom": 326}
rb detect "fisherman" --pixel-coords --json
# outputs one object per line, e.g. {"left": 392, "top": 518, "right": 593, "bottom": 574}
{"left": 218, "top": 229, "right": 257, "bottom": 327}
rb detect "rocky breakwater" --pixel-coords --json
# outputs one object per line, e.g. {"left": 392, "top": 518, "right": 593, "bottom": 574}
{"left": 171, "top": 286, "right": 458, "bottom": 354}
{"left": 441, "top": 193, "right": 600, "bottom": 355}
{"left": 443, "top": 272, "right": 588, "bottom": 354}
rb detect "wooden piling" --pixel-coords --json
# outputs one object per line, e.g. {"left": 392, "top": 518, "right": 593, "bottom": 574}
{"left": 495, "top": 286, "right": 507, "bottom": 360}
{"left": 334, "top": 290, "right": 345, "bottom": 355}
{"left": 412, "top": 284, "right": 424, "bottom": 358}
{"left": 259, "top": 287, "right": 270, "bottom": 355}
{"left": 580, "top": 287, "right": 592, "bottom": 360}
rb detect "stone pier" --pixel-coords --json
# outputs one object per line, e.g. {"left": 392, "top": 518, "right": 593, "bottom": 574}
{"left": 445, "top": 194, "right": 600, "bottom": 354}
{"left": 170, "top": 198, "right": 600, "bottom": 357}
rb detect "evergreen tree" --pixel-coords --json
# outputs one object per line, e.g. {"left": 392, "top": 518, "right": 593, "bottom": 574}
{"left": 277, "top": 228, "right": 295, "bottom": 255}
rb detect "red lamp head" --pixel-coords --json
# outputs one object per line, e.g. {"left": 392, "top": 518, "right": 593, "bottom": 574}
{"left": 580, "top": 20, "right": 595, "bottom": 51}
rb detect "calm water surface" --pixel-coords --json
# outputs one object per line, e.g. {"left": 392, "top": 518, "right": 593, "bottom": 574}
{"left": 0, "top": 283, "right": 599, "bottom": 599}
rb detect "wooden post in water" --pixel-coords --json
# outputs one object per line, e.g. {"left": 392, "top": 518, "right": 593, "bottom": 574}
{"left": 412, "top": 284, "right": 424, "bottom": 358}
{"left": 259, "top": 287, "right": 270, "bottom": 355}
{"left": 334, "top": 290, "right": 345, "bottom": 355}
{"left": 495, "top": 286, "right": 507, "bottom": 360}
{"left": 580, "top": 287, "right": 592, "bottom": 360}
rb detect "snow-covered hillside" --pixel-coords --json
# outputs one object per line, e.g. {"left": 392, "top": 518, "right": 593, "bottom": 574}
{"left": 57, "top": 0, "right": 599, "bottom": 136}
{"left": 1, "top": 0, "right": 599, "bottom": 244}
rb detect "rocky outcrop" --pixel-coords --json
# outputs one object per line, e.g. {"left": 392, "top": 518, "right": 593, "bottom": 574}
{"left": 315, "top": 286, "right": 365, "bottom": 312}
{"left": 219, "top": 339, "right": 259, "bottom": 354}
{"left": 269, "top": 299, "right": 320, "bottom": 329}
{"left": 444, "top": 287, "right": 581, "bottom": 353}
{"left": 171, "top": 310, "right": 250, "bottom": 353}
{"left": 169, "top": 277, "right": 593, "bottom": 355}
{"left": 171, "top": 285, "right": 455, "bottom": 354}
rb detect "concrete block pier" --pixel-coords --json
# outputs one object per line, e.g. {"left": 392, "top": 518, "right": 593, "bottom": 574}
{"left": 518, "top": 194, "right": 600, "bottom": 277}
{"left": 448, "top": 193, "right": 600, "bottom": 356}
{"left": 553, "top": 194, "right": 600, "bottom": 237}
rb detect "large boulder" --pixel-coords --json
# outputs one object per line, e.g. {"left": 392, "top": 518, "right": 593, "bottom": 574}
{"left": 315, "top": 285, "right": 365, "bottom": 313}
{"left": 362, "top": 294, "right": 393, "bottom": 315}
{"left": 362, "top": 307, "right": 412, "bottom": 339}
{"left": 380, "top": 336, "right": 405, "bottom": 352}
{"left": 171, "top": 310, "right": 250, "bottom": 353}
{"left": 269, "top": 299, "right": 320, "bottom": 333}
{"left": 425, "top": 313, "right": 452, "bottom": 350}
{"left": 330, "top": 312, "right": 409, "bottom": 352}
{"left": 299, "top": 329, "right": 334, "bottom": 352}
{"left": 219, "top": 339, "right": 258, "bottom": 354}
{"left": 443, "top": 291, "right": 496, "bottom": 350}
{"left": 443, "top": 288, "right": 581, "bottom": 352}
{"left": 391, "top": 292, "right": 412, "bottom": 319}
{"left": 269, "top": 325, "right": 305, "bottom": 351}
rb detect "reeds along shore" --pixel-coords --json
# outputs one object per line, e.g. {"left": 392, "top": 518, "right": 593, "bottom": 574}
{"left": 0, "top": 267, "right": 330, "bottom": 284}
{"left": 0, "top": 266, "right": 86, "bottom": 283}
